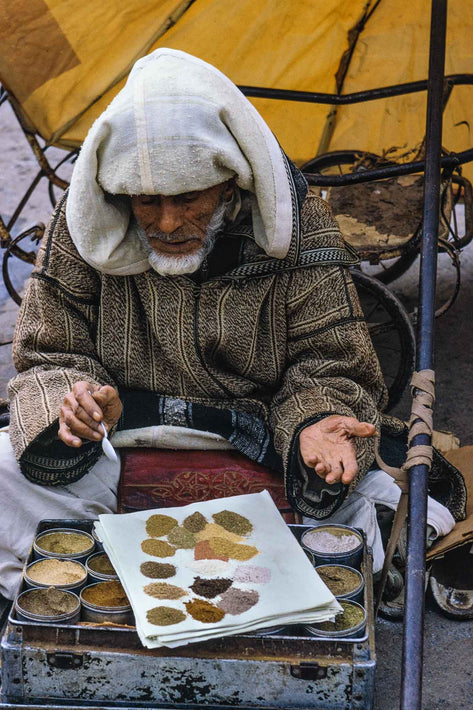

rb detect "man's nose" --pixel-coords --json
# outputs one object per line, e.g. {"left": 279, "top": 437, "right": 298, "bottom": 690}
{"left": 156, "top": 198, "right": 184, "bottom": 233}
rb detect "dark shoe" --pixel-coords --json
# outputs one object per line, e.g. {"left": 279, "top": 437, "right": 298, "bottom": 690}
{"left": 430, "top": 545, "right": 473, "bottom": 619}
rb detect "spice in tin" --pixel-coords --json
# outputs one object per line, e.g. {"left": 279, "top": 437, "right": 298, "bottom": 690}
{"left": 37, "top": 531, "right": 92, "bottom": 554}
{"left": 147, "top": 606, "right": 186, "bottom": 626}
{"left": 81, "top": 581, "right": 129, "bottom": 607}
{"left": 18, "top": 587, "right": 78, "bottom": 616}
{"left": 87, "top": 553, "right": 116, "bottom": 576}
{"left": 27, "top": 558, "right": 86, "bottom": 586}
{"left": 302, "top": 528, "right": 360, "bottom": 553}
{"left": 314, "top": 600, "right": 365, "bottom": 632}
{"left": 185, "top": 599, "right": 226, "bottom": 623}
{"left": 317, "top": 566, "right": 361, "bottom": 596}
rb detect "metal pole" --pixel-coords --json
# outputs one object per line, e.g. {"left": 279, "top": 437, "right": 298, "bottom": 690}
{"left": 400, "top": 2, "right": 447, "bottom": 708}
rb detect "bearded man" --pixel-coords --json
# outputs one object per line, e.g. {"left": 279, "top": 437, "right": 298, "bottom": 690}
{"left": 0, "top": 49, "right": 462, "bottom": 601}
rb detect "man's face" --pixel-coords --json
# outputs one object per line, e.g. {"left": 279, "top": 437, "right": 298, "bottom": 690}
{"left": 131, "top": 182, "right": 232, "bottom": 274}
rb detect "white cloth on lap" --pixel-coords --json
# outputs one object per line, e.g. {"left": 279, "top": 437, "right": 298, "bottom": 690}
{"left": 0, "top": 430, "right": 120, "bottom": 600}
{"left": 303, "top": 468, "right": 455, "bottom": 573}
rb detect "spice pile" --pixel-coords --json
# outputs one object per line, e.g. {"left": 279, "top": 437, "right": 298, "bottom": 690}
{"left": 95, "top": 491, "right": 343, "bottom": 648}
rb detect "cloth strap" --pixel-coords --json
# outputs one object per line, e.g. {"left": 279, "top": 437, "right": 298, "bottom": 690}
{"left": 374, "top": 369, "right": 435, "bottom": 614}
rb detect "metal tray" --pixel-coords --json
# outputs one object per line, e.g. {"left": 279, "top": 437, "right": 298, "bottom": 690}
{"left": 1, "top": 520, "right": 376, "bottom": 709}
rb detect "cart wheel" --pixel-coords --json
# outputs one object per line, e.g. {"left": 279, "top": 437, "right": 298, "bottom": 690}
{"left": 302, "top": 150, "right": 419, "bottom": 284}
{"left": 2, "top": 226, "right": 43, "bottom": 306}
{"left": 350, "top": 269, "right": 415, "bottom": 411}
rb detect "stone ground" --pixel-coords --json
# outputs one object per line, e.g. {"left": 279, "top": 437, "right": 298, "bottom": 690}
{"left": 1, "top": 100, "right": 472, "bottom": 708}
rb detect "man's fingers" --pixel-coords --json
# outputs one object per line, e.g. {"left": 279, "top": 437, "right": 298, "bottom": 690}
{"left": 325, "top": 458, "right": 344, "bottom": 485}
{"left": 58, "top": 421, "right": 82, "bottom": 447}
{"left": 75, "top": 386, "right": 103, "bottom": 423}
{"left": 340, "top": 458, "right": 359, "bottom": 485}
{"left": 342, "top": 419, "right": 377, "bottom": 439}
{"left": 59, "top": 407, "right": 102, "bottom": 441}
{"left": 92, "top": 385, "right": 118, "bottom": 406}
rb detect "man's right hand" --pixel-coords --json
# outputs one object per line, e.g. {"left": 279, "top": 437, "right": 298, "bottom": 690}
{"left": 58, "top": 381, "right": 123, "bottom": 448}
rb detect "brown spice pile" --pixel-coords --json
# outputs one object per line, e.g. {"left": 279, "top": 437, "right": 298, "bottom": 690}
{"left": 37, "top": 531, "right": 91, "bottom": 554}
{"left": 19, "top": 588, "right": 78, "bottom": 616}
{"left": 190, "top": 576, "right": 233, "bottom": 599}
{"left": 141, "top": 539, "right": 176, "bottom": 558}
{"left": 218, "top": 588, "right": 259, "bottom": 615}
{"left": 28, "top": 559, "right": 85, "bottom": 586}
{"left": 146, "top": 606, "right": 186, "bottom": 626}
{"left": 185, "top": 599, "right": 225, "bottom": 623}
{"left": 183, "top": 511, "right": 207, "bottom": 532}
{"left": 208, "top": 537, "right": 259, "bottom": 561}
{"left": 145, "top": 514, "right": 178, "bottom": 537}
{"left": 194, "top": 539, "right": 228, "bottom": 562}
{"left": 140, "top": 562, "right": 176, "bottom": 579}
{"left": 167, "top": 526, "right": 196, "bottom": 549}
{"left": 82, "top": 581, "right": 129, "bottom": 607}
{"left": 195, "top": 523, "right": 243, "bottom": 544}
{"left": 87, "top": 554, "right": 116, "bottom": 576}
{"left": 317, "top": 566, "right": 360, "bottom": 596}
{"left": 143, "top": 582, "right": 187, "bottom": 600}
{"left": 213, "top": 511, "right": 253, "bottom": 536}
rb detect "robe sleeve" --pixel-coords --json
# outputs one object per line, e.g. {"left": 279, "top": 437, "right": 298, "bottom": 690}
{"left": 8, "top": 194, "right": 116, "bottom": 485}
{"left": 268, "top": 216, "right": 389, "bottom": 517}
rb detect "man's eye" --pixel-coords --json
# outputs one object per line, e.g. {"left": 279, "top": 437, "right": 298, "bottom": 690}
{"left": 180, "top": 193, "right": 199, "bottom": 203}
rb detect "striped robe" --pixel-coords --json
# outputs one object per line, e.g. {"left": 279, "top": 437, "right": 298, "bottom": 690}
{"left": 8, "top": 191, "right": 405, "bottom": 518}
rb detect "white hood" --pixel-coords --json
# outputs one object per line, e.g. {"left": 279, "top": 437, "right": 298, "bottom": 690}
{"left": 66, "top": 48, "right": 295, "bottom": 275}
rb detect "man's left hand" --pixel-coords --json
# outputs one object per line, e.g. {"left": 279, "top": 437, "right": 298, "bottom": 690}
{"left": 299, "top": 415, "right": 377, "bottom": 486}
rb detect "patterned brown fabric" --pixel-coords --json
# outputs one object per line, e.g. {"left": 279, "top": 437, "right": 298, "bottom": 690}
{"left": 8, "top": 191, "right": 392, "bottom": 515}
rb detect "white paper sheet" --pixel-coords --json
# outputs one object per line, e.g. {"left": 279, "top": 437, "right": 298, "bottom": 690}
{"left": 96, "top": 490, "right": 342, "bottom": 647}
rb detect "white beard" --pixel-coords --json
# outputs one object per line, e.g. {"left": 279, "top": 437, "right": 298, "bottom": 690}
{"left": 138, "top": 199, "right": 227, "bottom": 276}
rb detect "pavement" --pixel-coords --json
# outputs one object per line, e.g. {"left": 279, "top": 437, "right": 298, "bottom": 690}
{"left": 1, "top": 100, "right": 473, "bottom": 709}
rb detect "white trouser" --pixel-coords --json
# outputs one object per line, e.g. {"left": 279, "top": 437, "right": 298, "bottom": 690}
{"left": 0, "top": 430, "right": 121, "bottom": 600}
{"left": 304, "top": 468, "right": 455, "bottom": 573}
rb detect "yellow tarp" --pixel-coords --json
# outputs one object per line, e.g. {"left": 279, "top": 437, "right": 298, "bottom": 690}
{"left": 0, "top": 0, "right": 471, "bottom": 178}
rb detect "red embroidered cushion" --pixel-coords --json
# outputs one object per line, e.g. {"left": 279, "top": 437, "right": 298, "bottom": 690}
{"left": 118, "top": 448, "right": 295, "bottom": 523}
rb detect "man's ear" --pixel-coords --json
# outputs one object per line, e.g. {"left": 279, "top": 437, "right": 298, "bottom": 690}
{"left": 222, "top": 178, "right": 236, "bottom": 202}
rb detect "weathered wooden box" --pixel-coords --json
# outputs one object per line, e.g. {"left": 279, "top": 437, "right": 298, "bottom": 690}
{"left": 1, "top": 521, "right": 376, "bottom": 709}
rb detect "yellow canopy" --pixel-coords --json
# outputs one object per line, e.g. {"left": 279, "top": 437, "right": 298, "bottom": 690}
{"left": 0, "top": 0, "right": 471, "bottom": 177}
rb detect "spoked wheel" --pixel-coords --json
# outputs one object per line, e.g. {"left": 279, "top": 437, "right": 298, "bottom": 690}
{"left": 2, "top": 226, "right": 44, "bottom": 306}
{"left": 351, "top": 269, "right": 415, "bottom": 411}
{"left": 302, "top": 150, "right": 420, "bottom": 284}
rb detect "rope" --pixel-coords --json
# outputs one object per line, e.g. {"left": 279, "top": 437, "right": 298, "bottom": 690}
{"left": 374, "top": 369, "right": 435, "bottom": 614}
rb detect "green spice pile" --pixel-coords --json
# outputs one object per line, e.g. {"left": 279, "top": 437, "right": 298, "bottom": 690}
{"left": 140, "top": 562, "right": 176, "bottom": 579}
{"left": 183, "top": 512, "right": 207, "bottom": 532}
{"left": 167, "top": 526, "right": 196, "bottom": 549}
{"left": 213, "top": 510, "right": 253, "bottom": 536}
{"left": 146, "top": 514, "right": 177, "bottom": 537}
{"left": 141, "top": 539, "right": 176, "bottom": 557}
{"left": 147, "top": 606, "right": 186, "bottom": 626}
